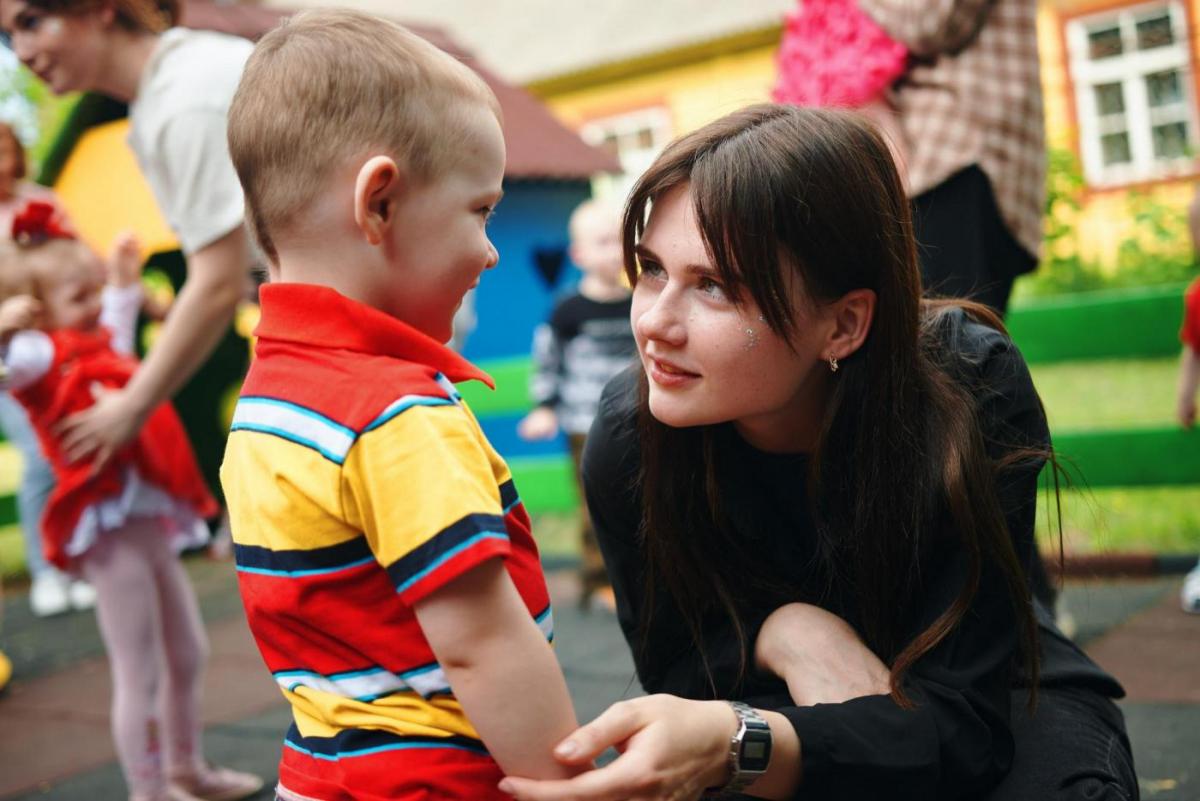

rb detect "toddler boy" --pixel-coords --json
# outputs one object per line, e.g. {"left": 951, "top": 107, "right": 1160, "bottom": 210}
{"left": 221, "top": 10, "right": 580, "bottom": 799}
{"left": 518, "top": 200, "right": 635, "bottom": 610}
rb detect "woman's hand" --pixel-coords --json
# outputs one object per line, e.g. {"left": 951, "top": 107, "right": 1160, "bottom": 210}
{"left": 499, "top": 694, "right": 736, "bottom": 801}
{"left": 55, "top": 386, "right": 146, "bottom": 471}
{"left": 755, "top": 603, "right": 891, "bottom": 706}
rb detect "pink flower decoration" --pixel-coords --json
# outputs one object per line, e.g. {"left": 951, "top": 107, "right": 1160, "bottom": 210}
{"left": 773, "top": 0, "right": 909, "bottom": 108}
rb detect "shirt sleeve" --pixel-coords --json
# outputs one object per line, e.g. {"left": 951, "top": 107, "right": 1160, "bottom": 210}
{"left": 341, "top": 403, "right": 512, "bottom": 605}
{"left": 0, "top": 330, "right": 55, "bottom": 391}
{"left": 529, "top": 320, "right": 566, "bottom": 409}
{"left": 100, "top": 284, "right": 145, "bottom": 356}
{"left": 856, "top": 0, "right": 996, "bottom": 57}
{"left": 148, "top": 109, "right": 246, "bottom": 255}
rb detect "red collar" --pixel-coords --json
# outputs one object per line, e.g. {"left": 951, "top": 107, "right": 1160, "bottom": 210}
{"left": 254, "top": 283, "right": 494, "bottom": 389}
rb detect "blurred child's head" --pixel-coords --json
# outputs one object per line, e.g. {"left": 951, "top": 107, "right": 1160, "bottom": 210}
{"left": 227, "top": 8, "right": 506, "bottom": 343}
{"left": 0, "top": 205, "right": 104, "bottom": 331}
{"left": 569, "top": 199, "right": 624, "bottom": 288}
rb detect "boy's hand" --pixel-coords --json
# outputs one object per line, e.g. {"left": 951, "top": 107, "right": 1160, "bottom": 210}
{"left": 107, "top": 231, "right": 144, "bottom": 288}
{"left": 518, "top": 407, "right": 559, "bottom": 441}
{"left": 1179, "top": 393, "right": 1196, "bottom": 429}
{"left": 0, "top": 295, "right": 42, "bottom": 338}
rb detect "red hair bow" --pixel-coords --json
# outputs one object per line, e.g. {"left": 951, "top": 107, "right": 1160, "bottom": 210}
{"left": 12, "top": 200, "right": 74, "bottom": 246}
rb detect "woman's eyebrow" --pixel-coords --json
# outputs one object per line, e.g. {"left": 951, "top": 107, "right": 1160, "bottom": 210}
{"left": 633, "top": 243, "right": 659, "bottom": 262}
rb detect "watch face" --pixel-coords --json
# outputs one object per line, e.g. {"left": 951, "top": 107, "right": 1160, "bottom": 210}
{"left": 740, "top": 727, "right": 772, "bottom": 773}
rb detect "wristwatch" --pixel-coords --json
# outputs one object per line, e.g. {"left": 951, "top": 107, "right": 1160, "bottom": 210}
{"left": 719, "top": 701, "right": 773, "bottom": 794}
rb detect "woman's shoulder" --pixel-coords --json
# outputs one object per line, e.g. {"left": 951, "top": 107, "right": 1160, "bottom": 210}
{"left": 582, "top": 366, "right": 642, "bottom": 494}
{"left": 925, "top": 303, "right": 1048, "bottom": 451}
{"left": 924, "top": 303, "right": 1026, "bottom": 387}
{"left": 131, "top": 29, "right": 254, "bottom": 131}
{"left": 593, "top": 365, "right": 640, "bottom": 433}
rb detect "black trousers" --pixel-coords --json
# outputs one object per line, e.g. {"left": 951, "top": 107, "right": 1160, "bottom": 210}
{"left": 912, "top": 165, "right": 1038, "bottom": 317}
{"left": 989, "top": 687, "right": 1139, "bottom": 800}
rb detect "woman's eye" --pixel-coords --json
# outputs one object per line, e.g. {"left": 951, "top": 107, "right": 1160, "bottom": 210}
{"left": 477, "top": 206, "right": 495, "bottom": 223}
{"left": 698, "top": 277, "right": 728, "bottom": 301}
{"left": 637, "top": 259, "right": 665, "bottom": 281}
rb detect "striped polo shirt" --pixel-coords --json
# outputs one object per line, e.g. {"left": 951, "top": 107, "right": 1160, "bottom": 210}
{"left": 220, "top": 283, "right": 552, "bottom": 800}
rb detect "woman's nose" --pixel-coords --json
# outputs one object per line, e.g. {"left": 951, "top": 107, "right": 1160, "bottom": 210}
{"left": 635, "top": 289, "right": 686, "bottom": 346}
{"left": 484, "top": 239, "right": 499, "bottom": 270}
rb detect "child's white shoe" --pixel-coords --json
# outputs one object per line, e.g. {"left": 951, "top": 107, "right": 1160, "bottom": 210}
{"left": 69, "top": 579, "right": 97, "bottom": 610}
{"left": 1182, "top": 564, "right": 1200, "bottom": 614}
{"left": 29, "top": 570, "right": 71, "bottom": 617}
{"left": 169, "top": 764, "right": 264, "bottom": 801}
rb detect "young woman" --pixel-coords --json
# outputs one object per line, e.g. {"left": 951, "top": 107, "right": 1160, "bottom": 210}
{"left": 0, "top": 0, "right": 251, "bottom": 469}
{"left": 500, "top": 105, "right": 1135, "bottom": 800}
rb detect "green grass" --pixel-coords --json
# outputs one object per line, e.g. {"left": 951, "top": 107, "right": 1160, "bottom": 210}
{"left": 0, "top": 523, "right": 24, "bottom": 582}
{"left": 1030, "top": 355, "right": 1200, "bottom": 554}
{"left": 1031, "top": 356, "right": 1179, "bottom": 431}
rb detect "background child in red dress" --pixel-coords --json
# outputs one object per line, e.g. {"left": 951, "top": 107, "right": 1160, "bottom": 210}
{"left": 0, "top": 201, "right": 261, "bottom": 801}
{"left": 1175, "top": 185, "right": 1200, "bottom": 613}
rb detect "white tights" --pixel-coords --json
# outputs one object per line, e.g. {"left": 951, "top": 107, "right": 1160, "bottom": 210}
{"left": 79, "top": 518, "right": 209, "bottom": 801}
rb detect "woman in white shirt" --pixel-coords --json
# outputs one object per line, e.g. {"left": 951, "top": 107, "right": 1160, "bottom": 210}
{"left": 0, "top": 0, "right": 253, "bottom": 471}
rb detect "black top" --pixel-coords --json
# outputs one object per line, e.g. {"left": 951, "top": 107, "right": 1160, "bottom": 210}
{"left": 582, "top": 309, "right": 1122, "bottom": 800}
{"left": 529, "top": 292, "right": 637, "bottom": 435}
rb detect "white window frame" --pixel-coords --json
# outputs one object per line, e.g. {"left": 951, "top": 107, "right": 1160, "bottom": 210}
{"left": 579, "top": 107, "right": 674, "bottom": 204}
{"left": 1066, "top": 0, "right": 1198, "bottom": 187}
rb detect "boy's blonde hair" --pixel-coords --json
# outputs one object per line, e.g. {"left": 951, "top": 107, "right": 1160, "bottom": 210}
{"left": 568, "top": 198, "right": 622, "bottom": 242}
{"left": 227, "top": 8, "right": 502, "bottom": 262}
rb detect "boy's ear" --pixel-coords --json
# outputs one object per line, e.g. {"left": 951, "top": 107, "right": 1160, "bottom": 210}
{"left": 353, "top": 156, "right": 403, "bottom": 246}
{"left": 826, "top": 288, "right": 876, "bottom": 363}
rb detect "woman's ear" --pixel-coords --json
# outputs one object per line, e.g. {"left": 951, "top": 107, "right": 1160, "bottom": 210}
{"left": 353, "top": 156, "right": 402, "bottom": 246}
{"left": 826, "top": 288, "right": 876, "bottom": 362}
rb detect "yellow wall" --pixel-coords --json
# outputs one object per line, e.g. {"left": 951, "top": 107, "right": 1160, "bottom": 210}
{"left": 53, "top": 119, "right": 179, "bottom": 258}
{"left": 542, "top": 44, "right": 779, "bottom": 147}
{"left": 540, "top": 8, "right": 1198, "bottom": 269}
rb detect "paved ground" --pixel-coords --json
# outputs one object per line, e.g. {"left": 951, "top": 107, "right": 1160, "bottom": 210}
{"left": 1, "top": 558, "right": 1196, "bottom": 800}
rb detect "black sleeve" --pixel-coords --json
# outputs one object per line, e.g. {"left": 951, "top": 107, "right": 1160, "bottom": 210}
{"left": 773, "top": 322, "right": 1045, "bottom": 800}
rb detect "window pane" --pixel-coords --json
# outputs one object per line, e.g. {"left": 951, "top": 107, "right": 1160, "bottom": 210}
{"left": 1101, "top": 131, "right": 1132, "bottom": 165}
{"left": 1145, "top": 70, "right": 1183, "bottom": 107}
{"left": 635, "top": 127, "right": 655, "bottom": 149}
{"left": 1094, "top": 82, "right": 1125, "bottom": 115}
{"left": 601, "top": 132, "right": 620, "bottom": 159}
{"left": 1152, "top": 121, "right": 1189, "bottom": 159}
{"left": 1136, "top": 13, "right": 1174, "bottom": 50}
{"left": 1088, "top": 25, "right": 1123, "bottom": 59}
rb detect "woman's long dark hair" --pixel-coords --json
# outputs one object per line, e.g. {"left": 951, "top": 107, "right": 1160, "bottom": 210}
{"left": 624, "top": 104, "right": 1040, "bottom": 706}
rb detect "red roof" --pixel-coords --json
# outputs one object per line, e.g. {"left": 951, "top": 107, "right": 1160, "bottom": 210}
{"left": 178, "top": 1, "right": 618, "bottom": 180}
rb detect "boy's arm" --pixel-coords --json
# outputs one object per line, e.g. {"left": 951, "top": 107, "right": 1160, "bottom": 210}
{"left": 1179, "top": 347, "right": 1200, "bottom": 428}
{"left": 521, "top": 322, "right": 564, "bottom": 441}
{"left": 413, "top": 558, "right": 582, "bottom": 780}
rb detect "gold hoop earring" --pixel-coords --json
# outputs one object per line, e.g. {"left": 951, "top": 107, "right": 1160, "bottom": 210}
{"left": 828, "top": 355, "right": 839, "bottom": 373}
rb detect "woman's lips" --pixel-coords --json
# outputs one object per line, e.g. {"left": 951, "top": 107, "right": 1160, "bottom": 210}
{"left": 646, "top": 356, "right": 700, "bottom": 387}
